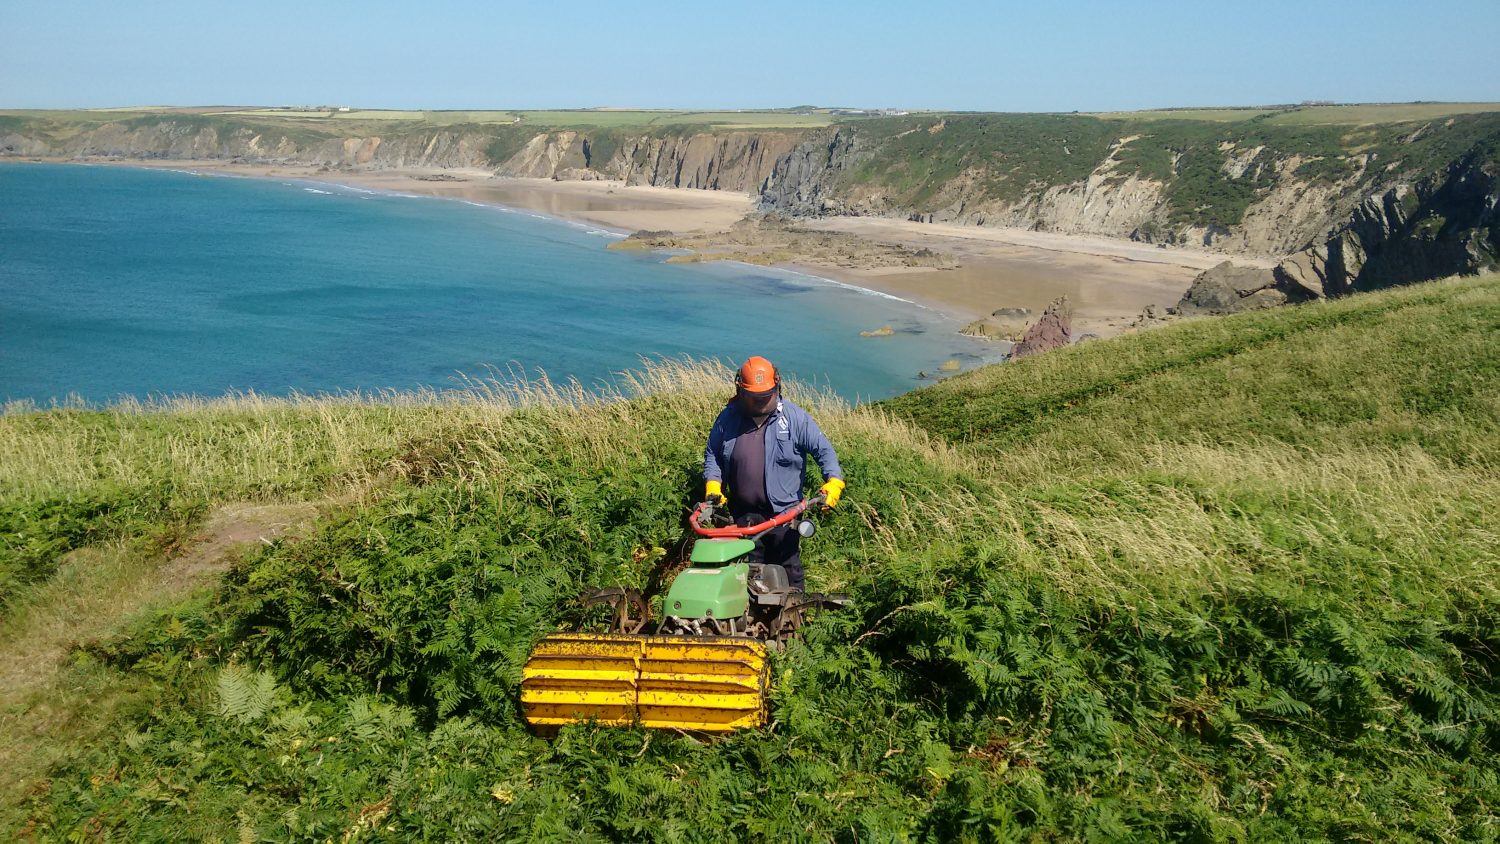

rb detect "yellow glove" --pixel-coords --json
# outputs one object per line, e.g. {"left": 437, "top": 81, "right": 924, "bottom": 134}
{"left": 705, "top": 479, "right": 724, "bottom": 505}
{"left": 817, "top": 477, "right": 845, "bottom": 508}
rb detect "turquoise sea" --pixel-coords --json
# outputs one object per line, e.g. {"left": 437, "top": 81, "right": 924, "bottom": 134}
{"left": 0, "top": 163, "right": 994, "bottom": 405}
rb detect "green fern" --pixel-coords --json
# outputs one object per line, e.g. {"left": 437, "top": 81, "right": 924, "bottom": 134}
{"left": 217, "top": 664, "right": 279, "bottom": 724}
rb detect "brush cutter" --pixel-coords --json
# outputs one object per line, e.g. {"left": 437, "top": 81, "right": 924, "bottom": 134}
{"left": 520, "top": 494, "right": 847, "bottom": 732}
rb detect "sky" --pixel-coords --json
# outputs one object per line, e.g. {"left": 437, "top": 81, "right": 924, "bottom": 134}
{"left": 3, "top": 0, "right": 1498, "bottom": 112}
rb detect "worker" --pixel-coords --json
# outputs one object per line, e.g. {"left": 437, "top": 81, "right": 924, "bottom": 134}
{"left": 702, "top": 356, "right": 844, "bottom": 592}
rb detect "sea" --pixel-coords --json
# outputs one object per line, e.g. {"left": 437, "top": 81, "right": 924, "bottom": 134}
{"left": 0, "top": 163, "right": 997, "bottom": 406}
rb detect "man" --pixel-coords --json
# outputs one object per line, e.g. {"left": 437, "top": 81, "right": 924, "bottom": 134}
{"left": 702, "top": 356, "right": 845, "bottom": 592}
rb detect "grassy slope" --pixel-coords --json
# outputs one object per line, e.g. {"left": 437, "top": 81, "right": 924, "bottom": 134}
{"left": 0, "top": 279, "right": 1497, "bottom": 839}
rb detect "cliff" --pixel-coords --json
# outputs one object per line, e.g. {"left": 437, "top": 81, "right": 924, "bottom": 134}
{"left": 5, "top": 110, "right": 1497, "bottom": 294}
{"left": 495, "top": 128, "right": 802, "bottom": 191}
{"left": 758, "top": 114, "right": 1500, "bottom": 262}
{"left": 1275, "top": 150, "right": 1499, "bottom": 296}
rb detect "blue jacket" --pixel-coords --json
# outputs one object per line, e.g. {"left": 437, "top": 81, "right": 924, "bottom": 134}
{"left": 703, "top": 397, "right": 843, "bottom": 515}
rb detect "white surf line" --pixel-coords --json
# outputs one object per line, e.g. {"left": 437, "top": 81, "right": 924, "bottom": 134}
{"left": 742, "top": 265, "right": 1008, "bottom": 364}
{"left": 295, "top": 177, "right": 632, "bottom": 240}
{"left": 766, "top": 265, "right": 928, "bottom": 309}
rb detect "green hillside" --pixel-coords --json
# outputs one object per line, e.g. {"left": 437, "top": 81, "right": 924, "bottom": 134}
{"left": 835, "top": 110, "right": 1500, "bottom": 228}
{"left": 2, "top": 276, "right": 1498, "bottom": 839}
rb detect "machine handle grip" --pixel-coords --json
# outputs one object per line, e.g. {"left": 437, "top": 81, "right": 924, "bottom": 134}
{"left": 691, "top": 494, "right": 823, "bottom": 538}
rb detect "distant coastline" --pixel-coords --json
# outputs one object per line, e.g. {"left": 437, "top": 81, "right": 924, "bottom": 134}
{"left": 15, "top": 157, "right": 1217, "bottom": 338}
{"left": 3, "top": 162, "right": 1000, "bottom": 405}
{"left": 52, "top": 159, "right": 945, "bottom": 319}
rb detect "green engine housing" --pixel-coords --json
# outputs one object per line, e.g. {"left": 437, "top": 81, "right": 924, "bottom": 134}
{"left": 663, "top": 539, "right": 755, "bottom": 619}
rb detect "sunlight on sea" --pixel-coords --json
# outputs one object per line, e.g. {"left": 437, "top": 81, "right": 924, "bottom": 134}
{"left": 0, "top": 164, "right": 998, "bottom": 405}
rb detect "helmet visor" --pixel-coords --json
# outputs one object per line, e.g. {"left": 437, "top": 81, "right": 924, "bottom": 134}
{"left": 736, "top": 386, "right": 778, "bottom": 416}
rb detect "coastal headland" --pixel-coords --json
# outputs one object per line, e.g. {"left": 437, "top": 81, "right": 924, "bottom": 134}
{"left": 6, "top": 102, "right": 1497, "bottom": 340}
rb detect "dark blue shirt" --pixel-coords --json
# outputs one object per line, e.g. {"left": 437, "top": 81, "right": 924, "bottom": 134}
{"left": 704, "top": 397, "right": 843, "bottom": 515}
{"left": 729, "top": 416, "right": 772, "bottom": 515}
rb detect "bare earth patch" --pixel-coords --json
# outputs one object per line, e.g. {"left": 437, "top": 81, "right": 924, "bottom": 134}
{"left": 0, "top": 502, "right": 320, "bottom": 809}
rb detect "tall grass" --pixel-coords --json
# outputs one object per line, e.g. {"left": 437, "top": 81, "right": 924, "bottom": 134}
{"left": 3, "top": 279, "right": 1499, "bottom": 840}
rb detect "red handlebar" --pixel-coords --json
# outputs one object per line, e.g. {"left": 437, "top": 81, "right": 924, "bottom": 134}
{"left": 690, "top": 495, "right": 823, "bottom": 538}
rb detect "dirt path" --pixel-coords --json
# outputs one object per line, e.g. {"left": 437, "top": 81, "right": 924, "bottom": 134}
{"left": 0, "top": 502, "right": 319, "bottom": 810}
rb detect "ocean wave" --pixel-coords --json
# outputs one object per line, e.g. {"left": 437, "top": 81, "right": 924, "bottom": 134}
{"left": 303, "top": 188, "right": 332, "bottom": 195}
{"left": 759, "top": 266, "right": 924, "bottom": 307}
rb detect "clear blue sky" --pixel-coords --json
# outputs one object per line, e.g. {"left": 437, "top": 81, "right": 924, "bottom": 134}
{"left": 3, "top": 0, "right": 1497, "bottom": 111}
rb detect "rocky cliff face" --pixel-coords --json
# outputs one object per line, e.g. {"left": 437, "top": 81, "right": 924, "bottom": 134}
{"left": 758, "top": 129, "right": 864, "bottom": 215}
{"left": 596, "top": 132, "right": 803, "bottom": 191}
{"left": 1275, "top": 153, "right": 1499, "bottom": 297}
{"left": 1175, "top": 153, "right": 1498, "bottom": 312}
{"left": 0, "top": 120, "right": 501, "bottom": 169}
{"left": 759, "top": 130, "right": 1176, "bottom": 239}
{"left": 0, "top": 119, "right": 803, "bottom": 196}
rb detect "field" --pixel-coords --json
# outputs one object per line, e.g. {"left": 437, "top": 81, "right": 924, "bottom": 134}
{"left": 0, "top": 106, "right": 845, "bottom": 132}
{"left": 9, "top": 102, "right": 1496, "bottom": 137}
{"left": 1, "top": 274, "right": 1497, "bottom": 839}
{"left": 513, "top": 110, "right": 840, "bottom": 129}
{"left": 212, "top": 109, "right": 522, "bottom": 125}
{"left": 1096, "top": 102, "right": 1500, "bottom": 124}
{"left": 196, "top": 107, "right": 839, "bottom": 129}
{"left": 1091, "top": 107, "right": 1285, "bottom": 122}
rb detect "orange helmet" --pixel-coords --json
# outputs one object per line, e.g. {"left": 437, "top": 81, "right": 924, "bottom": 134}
{"left": 735, "top": 356, "right": 779, "bottom": 393}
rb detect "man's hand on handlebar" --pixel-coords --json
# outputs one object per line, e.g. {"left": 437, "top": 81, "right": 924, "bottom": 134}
{"left": 816, "top": 477, "right": 845, "bottom": 509}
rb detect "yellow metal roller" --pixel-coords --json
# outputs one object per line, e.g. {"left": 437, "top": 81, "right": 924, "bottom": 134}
{"left": 521, "top": 633, "right": 769, "bottom": 732}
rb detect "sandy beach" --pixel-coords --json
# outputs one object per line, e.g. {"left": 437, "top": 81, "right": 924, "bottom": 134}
{"left": 798, "top": 217, "right": 1271, "bottom": 334}
{"left": 116, "top": 162, "right": 758, "bottom": 234}
{"left": 90, "top": 160, "right": 1245, "bottom": 337}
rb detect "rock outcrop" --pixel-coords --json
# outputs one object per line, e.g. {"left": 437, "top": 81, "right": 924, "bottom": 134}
{"left": 1011, "top": 298, "right": 1073, "bottom": 359}
{"left": 603, "top": 217, "right": 956, "bottom": 271}
{"left": 960, "top": 307, "right": 1031, "bottom": 341}
{"left": 1177, "top": 262, "right": 1302, "bottom": 314}
{"left": 552, "top": 167, "right": 608, "bottom": 182}
{"left": 1127, "top": 304, "right": 1174, "bottom": 331}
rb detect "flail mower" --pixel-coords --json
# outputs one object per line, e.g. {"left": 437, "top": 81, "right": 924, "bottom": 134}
{"left": 520, "top": 494, "right": 847, "bottom": 732}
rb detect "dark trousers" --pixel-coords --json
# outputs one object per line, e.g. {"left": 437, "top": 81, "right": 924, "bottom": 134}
{"left": 734, "top": 511, "right": 804, "bottom": 592}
